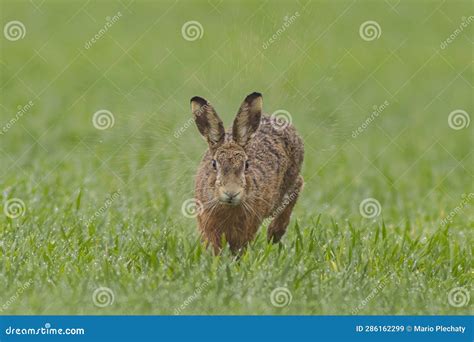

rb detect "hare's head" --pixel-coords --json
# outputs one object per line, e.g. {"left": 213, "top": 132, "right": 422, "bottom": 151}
{"left": 191, "top": 92, "right": 262, "bottom": 206}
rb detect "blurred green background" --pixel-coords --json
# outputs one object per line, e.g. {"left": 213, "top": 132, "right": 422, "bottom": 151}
{"left": 0, "top": 0, "right": 472, "bottom": 314}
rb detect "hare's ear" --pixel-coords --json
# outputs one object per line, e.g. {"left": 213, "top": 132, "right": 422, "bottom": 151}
{"left": 191, "top": 96, "right": 225, "bottom": 150}
{"left": 232, "top": 92, "right": 262, "bottom": 147}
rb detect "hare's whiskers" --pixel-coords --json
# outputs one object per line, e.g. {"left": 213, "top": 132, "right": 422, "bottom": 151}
{"left": 248, "top": 194, "right": 273, "bottom": 207}
{"left": 243, "top": 199, "right": 263, "bottom": 222}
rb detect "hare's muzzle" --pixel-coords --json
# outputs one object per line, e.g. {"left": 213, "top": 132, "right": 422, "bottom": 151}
{"left": 218, "top": 187, "right": 243, "bottom": 206}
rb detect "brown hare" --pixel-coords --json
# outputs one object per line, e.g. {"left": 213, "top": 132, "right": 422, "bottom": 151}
{"left": 191, "top": 92, "right": 304, "bottom": 254}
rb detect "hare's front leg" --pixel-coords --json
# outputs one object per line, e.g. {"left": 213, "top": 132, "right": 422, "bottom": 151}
{"left": 267, "top": 175, "right": 304, "bottom": 243}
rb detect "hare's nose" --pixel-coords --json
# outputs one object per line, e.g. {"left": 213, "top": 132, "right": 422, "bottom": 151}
{"left": 224, "top": 191, "right": 240, "bottom": 200}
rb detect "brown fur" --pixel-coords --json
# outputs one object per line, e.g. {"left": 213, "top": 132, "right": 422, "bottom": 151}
{"left": 192, "top": 92, "right": 304, "bottom": 254}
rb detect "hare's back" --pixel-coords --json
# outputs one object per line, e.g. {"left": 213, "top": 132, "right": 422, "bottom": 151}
{"left": 250, "top": 114, "right": 304, "bottom": 165}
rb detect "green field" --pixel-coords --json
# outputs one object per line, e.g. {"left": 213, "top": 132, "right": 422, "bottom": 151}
{"left": 0, "top": 0, "right": 472, "bottom": 315}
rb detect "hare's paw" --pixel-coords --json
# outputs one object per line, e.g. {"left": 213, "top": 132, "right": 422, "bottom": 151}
{"left": 267, "top": 220, "right": 288, "bottom": 243}
{"left": 267, "top": 175, "right": 304, "bottom": 243}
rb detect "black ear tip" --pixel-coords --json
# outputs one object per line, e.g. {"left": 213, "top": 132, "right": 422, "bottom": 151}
{"left": 190, "top": 96, "right": 207, "bottom": 106}
{"left": 245, "top": 92, "right": 262, "bottom": 103}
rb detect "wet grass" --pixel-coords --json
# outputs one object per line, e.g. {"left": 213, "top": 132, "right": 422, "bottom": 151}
{"left": 0, "top": 0, "right": 472, "bottom": 314}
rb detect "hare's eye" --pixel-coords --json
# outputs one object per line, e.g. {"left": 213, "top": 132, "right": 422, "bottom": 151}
{"left": 212, "top": 159, "right": 217, "bottom": 169}
{"left": 245, "top": 160, "right": 249, "bottom": 170}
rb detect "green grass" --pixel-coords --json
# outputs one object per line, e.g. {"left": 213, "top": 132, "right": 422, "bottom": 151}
{"left": 0, "top": 0, "right": 472, "bottom": 315}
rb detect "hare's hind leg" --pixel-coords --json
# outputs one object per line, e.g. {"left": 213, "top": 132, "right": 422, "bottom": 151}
{"left": 267, "top": 175, "right": 304, "bottom": 243}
